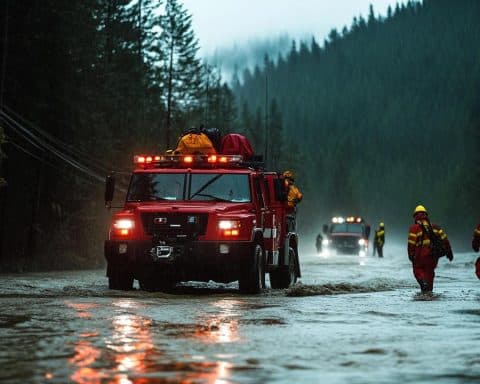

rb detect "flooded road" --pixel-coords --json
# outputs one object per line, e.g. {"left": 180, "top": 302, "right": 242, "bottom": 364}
{"left": 1, "top": 247, "right": 480, "bottom": 383}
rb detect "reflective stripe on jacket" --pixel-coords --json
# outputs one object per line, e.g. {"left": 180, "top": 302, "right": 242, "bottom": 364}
{"left": 407, "top": 220, "right": 451, "bottom": 259}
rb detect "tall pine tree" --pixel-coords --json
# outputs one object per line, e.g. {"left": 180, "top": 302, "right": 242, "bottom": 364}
{"left": 158, "top": 0, "right": 202, "bottom": 147}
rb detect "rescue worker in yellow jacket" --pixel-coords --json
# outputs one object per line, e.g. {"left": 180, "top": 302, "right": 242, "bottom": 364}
{"left": 373, "top": 222, "right": 385, "bottom": 257}
{"left": 283, "top": 170, "right": 303, "bottom": 233}
{"left": 283, "top": 170, "right": 303, "bottom": 208}
{"left": 407, "top": 205, "right": 453, "bottom": 293}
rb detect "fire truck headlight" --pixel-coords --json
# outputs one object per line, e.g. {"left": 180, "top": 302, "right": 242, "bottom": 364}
{"left": 114, "top": 219, "right": 135, "bottom": 230}
{"left": 113, "top": 219, "right": 135, "bottom": 237}
{"left": 218, "top": 220, "right": 239, "bottom": 230}
{"left": 322, "top": 239, "right": 329, "bottom": 245}
{"left": 218, "top": 220, "right": 241, "bottom": 236}
{"left": 358, "top": 239, "right": 366, "bottom": 246}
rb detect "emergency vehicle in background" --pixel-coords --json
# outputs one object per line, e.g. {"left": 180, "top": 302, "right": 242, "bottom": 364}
{"left": 321, "top": 216, "right": 371, "bottom": 257}
{"left": 104, "top": 133, "right": 301, "bottom": 294}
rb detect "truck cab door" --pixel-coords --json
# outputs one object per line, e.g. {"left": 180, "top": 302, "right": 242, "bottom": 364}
{"left": 252, "top": 175, "right": 267, "bottom": 230}
{"left": 263, "top": 174, "right": 283, "bottom": 265}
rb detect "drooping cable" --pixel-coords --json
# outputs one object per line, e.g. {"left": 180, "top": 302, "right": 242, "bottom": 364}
{"left": 0, "top": 109, "right": 106, "bottom": 182}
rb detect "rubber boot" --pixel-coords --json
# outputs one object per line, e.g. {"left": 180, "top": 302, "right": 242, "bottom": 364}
{"left": 419, "top": 280, "right": 431, "bottom": 293}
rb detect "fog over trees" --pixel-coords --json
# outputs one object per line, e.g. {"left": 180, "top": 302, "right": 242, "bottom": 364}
{"left": 0, "top": 0, "right": 478, "bottom": 270}
{"left": 234, "top": 0, "right": 480, "bottom": 245}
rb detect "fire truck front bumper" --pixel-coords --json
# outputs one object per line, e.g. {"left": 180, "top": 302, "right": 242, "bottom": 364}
{"left": 105, "top": 240, "right": 256, "bottom": 283}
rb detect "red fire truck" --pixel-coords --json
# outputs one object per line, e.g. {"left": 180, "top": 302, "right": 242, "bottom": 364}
{"left": 104, "top": 153, "right": 300, "bottom": 293}
{"left": 322, "top": 216, "right": 371, "bottom": 257}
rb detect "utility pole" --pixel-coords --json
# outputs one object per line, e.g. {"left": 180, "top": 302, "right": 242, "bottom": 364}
{"left": 0, "top": 0, "right": 9, "bottom": 108}
{"left": 204, "top": 64, "right": 210, "bottom": 127}
{"left": 0, "top": 0, "right": 9, "bottom": 260}
{"left": 264, "top": 75, "right": 269, "bottom": 167}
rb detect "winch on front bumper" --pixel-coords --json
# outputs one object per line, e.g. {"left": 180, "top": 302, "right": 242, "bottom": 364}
{"left": 104, "top": 239, "right": 255, "bottom": 283}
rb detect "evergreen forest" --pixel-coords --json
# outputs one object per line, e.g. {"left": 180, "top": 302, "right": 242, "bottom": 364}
{"left": 0, "top": 0, "right": 479, "bottom": 270}
{"left": 0, "top": 0, "right": 235, "bottom": 269}
{"left": 234, "top": 0, "right": 480, "bottom": 246}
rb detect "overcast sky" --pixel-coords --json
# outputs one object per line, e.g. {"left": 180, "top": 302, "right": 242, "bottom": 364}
{"left": 180, "top": 0, "right": 406, "bottom": 56}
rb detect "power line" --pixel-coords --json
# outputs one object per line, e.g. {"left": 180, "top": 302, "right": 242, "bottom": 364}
{"left": 3, "top": 104, "right": 118, "bottom": 174}
{"left": 0, "top": 109, "right": 106, "bottom": 183}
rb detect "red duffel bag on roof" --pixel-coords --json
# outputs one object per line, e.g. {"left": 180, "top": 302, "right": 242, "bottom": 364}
{"left": 220, "top": 133, "right": 254, "bottom": 160}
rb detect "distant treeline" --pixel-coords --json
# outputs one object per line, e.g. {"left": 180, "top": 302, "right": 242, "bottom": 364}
{"left": 233, "top": 0, "right": 480, "bottom": 246}
{"left": 0, "top": 0, "right": 235, "bottom": 270}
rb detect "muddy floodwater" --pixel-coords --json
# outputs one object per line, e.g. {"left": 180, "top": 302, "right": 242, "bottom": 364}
{"left": 1, "top": 247, "right": 480, "bottom": 383}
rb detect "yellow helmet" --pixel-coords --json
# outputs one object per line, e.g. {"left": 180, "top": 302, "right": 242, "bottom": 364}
{"left": 283, "top": 170, "right": 295, "bottom": 181}
{"left": 379, "top": 222, "right": 384, "bottom": 228}
{"left": 413, "top": 205, "right": 427, "bottom": 216}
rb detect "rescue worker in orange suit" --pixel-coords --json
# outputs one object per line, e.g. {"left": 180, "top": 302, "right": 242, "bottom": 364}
{"left": 373, "top": 222, "right": 385, "bottom": 257}
{"left": 283, "top": 170, "right": 303, "bottom": 232}
{"left": 407, "top": 205, "right": 453, "bottom": 293}
{"left": 472, "top": 223, "right": 480, "bottom": 279}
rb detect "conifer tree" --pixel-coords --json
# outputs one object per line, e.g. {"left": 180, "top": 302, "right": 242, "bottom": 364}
{"left": 159, "top": 0, "right": 202, "bottom": 147}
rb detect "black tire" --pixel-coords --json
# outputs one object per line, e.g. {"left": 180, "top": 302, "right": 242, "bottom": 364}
{"left": 108, "top": 267, "right": 134, "bottom": 290}
{"left": 270, "top": 247, "right": 297, "bottom": 289}
{"left": 239, "top": 244, "right": 264, "bottom": 294}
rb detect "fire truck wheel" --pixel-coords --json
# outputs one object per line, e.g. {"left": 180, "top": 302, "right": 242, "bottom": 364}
{"left": 108, "top": 267, "right": 134, "bottom": 290}
{"left": 238, "top": 244, "right": 264, "bottom": 294}
{"left": 269, "top": 247, "right": 297, "bottom": 289}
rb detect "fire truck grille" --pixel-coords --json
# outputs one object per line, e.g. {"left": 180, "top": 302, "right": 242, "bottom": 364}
{"left": 140, "top": 213, "right": 208, "bottom": 237}
{"left": 331, "top": 236, "right": 360, "bottom": 252}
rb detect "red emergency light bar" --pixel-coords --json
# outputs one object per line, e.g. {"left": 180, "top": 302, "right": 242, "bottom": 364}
{"left": 133, "top": 154, "right": 244, "bottom": 168}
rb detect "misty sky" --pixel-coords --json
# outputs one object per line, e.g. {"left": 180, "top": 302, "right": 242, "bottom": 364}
{"left": 180, "top": 0, "right": 407, "bottom": 56}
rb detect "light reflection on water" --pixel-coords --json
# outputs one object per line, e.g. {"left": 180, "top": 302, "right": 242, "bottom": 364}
{"left": 3, "top": 253, "right": 479, "bottom": 383}
{"left": 66, "top": 299, "right": 235, "bottom": 383}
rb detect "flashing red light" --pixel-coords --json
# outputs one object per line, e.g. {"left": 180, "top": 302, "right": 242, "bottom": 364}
{"left": 184, "top": 156, "right": 193, "bottom": 163}
{"left": 154, "top": 156, "right": 161, "bottom": 161}
{"left": 208, "top": 155, "right": 217, "bottom": 163}
{"left": 146, "top": 156, "right": 153, "bottom": 163}
{"left": 136, "top": 156, "right": 146, "bottom": 164}
{"left": 219, "top": 156, "right": 228, "bottom": 163}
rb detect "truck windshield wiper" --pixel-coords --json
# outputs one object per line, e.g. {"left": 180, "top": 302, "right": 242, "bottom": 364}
{"left": 190, "top": 193, "right": 231, "bottom": 202}
{"left": 128, "top": 195, "right": 171, "bottom": 202}
{"left": 189, "top": 174, "right": 224, "bottom": 200}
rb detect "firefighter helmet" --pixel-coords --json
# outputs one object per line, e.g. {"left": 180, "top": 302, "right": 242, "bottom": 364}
{"left": 413, "top": 205, "right": 427, "bottom": 216}
{"left": 283, "top": 170, "right": 295, "bottom": 181}
{"left": 379, "top": 222, "right": 385, "bottom": 228}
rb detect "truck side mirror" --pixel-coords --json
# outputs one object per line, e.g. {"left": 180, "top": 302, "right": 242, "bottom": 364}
{"left": 365, "top": 225, "right": 371, "bottom": 239}
{"left": 105, "top": 174, "right": 115, "bottom": 209}
{"left": 322, "top": 224, "right": 328, "bottom": 234}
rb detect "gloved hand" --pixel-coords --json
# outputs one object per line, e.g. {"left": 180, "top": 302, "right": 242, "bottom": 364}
{"left": 447, "top": 252, "right": 453, "bottom": 262}
{"left": 472, "top": 239, "right": 480, "bottom": 252}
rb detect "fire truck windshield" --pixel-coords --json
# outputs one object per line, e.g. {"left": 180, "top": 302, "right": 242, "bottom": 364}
{"left": 331, "top": 223, "right": 364, "bottom": 234}
{"left": 127, "top": 173, "right": 251, "bottom": 203}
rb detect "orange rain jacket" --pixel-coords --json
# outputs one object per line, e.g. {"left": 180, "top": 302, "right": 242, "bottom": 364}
{"left": 407, "top": 213, "right": 452, "bottom": 291}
